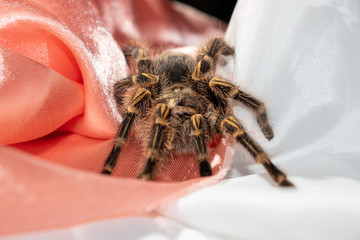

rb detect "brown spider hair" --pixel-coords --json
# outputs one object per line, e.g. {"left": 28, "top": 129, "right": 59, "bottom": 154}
{"left": 102, "top": 36, "right": 293, "bottom": 187}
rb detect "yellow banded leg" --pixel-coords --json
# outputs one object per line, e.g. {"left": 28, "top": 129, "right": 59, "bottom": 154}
{"left": 233, "top": 91, "right": 273, "bottom": 140}
{"left": 195, "top": 37, "right": 234, "bottom": 62}
{"left": 190, "top": 114, "right": 212, "bottom": 177}
{"left": 114, "top": 77, "right": 133, "bottom": 107}
{"left": 123, "top": 44, "right": 148, "bottom": 64}
{"left": 102, "top": 88, "right": 151, "bottom": 175}
{"left": 192, "top": 55, "right": 213, "bottom": 81}
{"left": 123, "top": 45, "right": 148, "bottom": 60}
{"left": 221, "top": 116, "right": 293, "bottom": 186}
{"left": 209, "top": 76, "right": 239, "bottom": 98}
{"left": 134, "top": 73, "right": 159, "bottom": 86}
{"left": 206, "top": 36, "right": 235, "bottom": 58}
{"left": 209, "top": 76, "right": 274, "bottom": 140}
{"left": 102, "top": 112, "right": 135, "bottom": 174}
{"left": 193, "top": 37, "right": 234, "bottom": 80}
{"left": 138, "top": 103, "right": 171, "bottom": 180}
{"left": 136, "top": 58, "right": 152, "bottom": 73}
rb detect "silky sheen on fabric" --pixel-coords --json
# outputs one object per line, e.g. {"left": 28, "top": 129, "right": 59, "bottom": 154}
{"left": 0, "top": 0, "right": 232, "bottom": 234}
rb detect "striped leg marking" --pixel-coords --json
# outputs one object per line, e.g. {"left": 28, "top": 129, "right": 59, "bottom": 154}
{"left": 102, "top": 88, "right": 151, "bottom": 175}
{"left": 221, "top": 116, "right": 292, "bottom": 186}
{"left": 114, "top": 77, "right": 133, "bottom": 107}
{"left": 192, "top": 37, "right": 234, "bottom": 81}
{"left": 192, "top": 55, "right": 213, "bottom": 81}
{"left": 133, "top": 72, "right": 159, "bottom": 87}
{"left": 210, "top": 76, "right": 274, "bottom": 140}
{"left": 138, "top": 104, "right": 171, "bottom": 180}
{"left": 190, "top": 114, "right": 212, "bottom": 177}
{"left": 102, "top": 112, "right": 135, "bottom": 174}
{"left": 206, "top": 37, "right": 235, "bottom": 58}
{"left": 233, "top": 91, "right": 274, "bottom": 141}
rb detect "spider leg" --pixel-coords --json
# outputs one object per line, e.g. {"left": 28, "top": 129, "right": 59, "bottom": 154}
{"left": 192, "top": 37, "right": 234, "bottom": 80}
{"left": 164, "top": 126, "right": 175, "bottom": 152}
{"left": 102, "top": 87, "right": 151, "bottom": 175}
{"left": 221, "top": 116, "right": 293, "bottom": 186}
{"left": 114, "top": 77, "right": 133, "bottom": 107}
{"left": 190, "top": 114, "right": 212, "bottom": 177}
{"left": 138, "top": 103, "right": 171, "bottom": 180}
{"left": 202, "top": 36, "right": 235, "bottom": 58}
{"left": 134, "top": 72, "right": 159, "bottom": 86}
{"left": 123, "top": 45, "right": 148, "bottom": 61}
{"left": 123, "top": 44, "right": 153, "bottom": 73}
{"left": 209, "top": 76, "right": 274, "bottom": 140}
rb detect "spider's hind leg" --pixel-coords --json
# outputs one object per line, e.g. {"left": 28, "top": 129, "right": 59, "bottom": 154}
{"left": 221, "top": 115, "right": 293, "bottom": 187}
{"left": 192, "top": 37, "right": 234, "bottom": 80}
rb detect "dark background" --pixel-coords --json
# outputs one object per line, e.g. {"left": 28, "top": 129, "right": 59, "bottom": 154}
{"left": 175, "top": 0, "right": 237, "bottom": 22}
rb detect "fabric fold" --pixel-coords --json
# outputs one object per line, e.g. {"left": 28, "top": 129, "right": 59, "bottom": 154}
{"left": 0, "top": 0, "right": 231, "bottom": 235}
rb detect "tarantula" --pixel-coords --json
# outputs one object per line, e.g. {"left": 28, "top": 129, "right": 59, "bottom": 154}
{"left": 102, "top": 37, "right": 293, "bottom": 187}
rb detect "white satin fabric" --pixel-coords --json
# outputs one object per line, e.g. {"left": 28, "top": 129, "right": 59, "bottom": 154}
{"left": 3, "top": 0, "right": 360, "bottom": 239}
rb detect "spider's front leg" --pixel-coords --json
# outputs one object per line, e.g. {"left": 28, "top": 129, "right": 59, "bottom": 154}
{"left": 192, "top": 37, "right": 234, "bottom": 81}
{"left": 190, "top": 114, "right": 212, "bottom": 177}
{"left": 101, "top": 87, "right": 151, "bottom": 175}
{"left": 138, "top": 103, "right": 171, "bottom": 180}
{"left": 209, "top": 76, "right": 274, "bottom": 140}
{"left": 221, "top": 115, "right": 293, "bottom": 187}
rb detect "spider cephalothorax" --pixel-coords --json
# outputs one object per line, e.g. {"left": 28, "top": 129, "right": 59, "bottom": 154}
{"left": 102, "top": 37, "right": 293, "bottom": 187}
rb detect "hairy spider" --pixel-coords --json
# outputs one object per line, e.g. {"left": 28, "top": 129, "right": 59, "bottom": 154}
{"left": 102, "top": 37, "right": 293, "bottom": 187}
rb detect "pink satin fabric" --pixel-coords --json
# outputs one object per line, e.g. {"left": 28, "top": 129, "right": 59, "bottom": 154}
{"left": 0, "top": 0, "right": 232, "bottom": 235}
